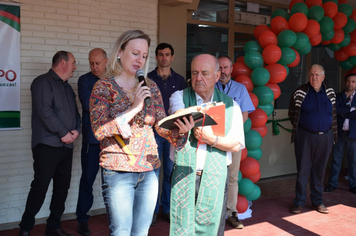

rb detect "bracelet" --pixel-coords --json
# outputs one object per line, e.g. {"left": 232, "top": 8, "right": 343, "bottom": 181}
{"left": 211, "top": 136, "right": 219, "bottom": 147}
{"left": 179, "top": 132, "right": 186, "bottom": 137}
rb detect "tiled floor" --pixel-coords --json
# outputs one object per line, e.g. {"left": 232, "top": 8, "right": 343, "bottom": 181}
{"left": 2, "top": 169, "right": 356, "bottom": 236}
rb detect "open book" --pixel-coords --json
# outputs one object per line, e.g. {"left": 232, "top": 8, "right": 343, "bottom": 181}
{"left": 158, "top": 102, "right": 225, "bottom": 137}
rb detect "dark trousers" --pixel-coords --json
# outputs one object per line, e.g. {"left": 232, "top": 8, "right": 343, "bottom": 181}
{"left": 293, "top": 128, "right": 333, "bottom": 207}
{"left": 76, "top": 143, "right": 101, "bottom": 222}
{"left": 195, "top": 167, "right": 229, "bottom": 236}
{"left": 19, "top": 144, "right": 73, "bottom": 231}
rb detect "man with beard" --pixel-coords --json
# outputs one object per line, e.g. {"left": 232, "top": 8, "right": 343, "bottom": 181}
{"left": 147, "top": 43, "right": 187, "bottom": 225}
{"left": 215, "top": 56, "right": 255, "bottom": 229}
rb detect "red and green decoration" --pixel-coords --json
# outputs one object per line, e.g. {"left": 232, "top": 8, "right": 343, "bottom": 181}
{"left": 235, "top": 0, "right": 356, "bottom": 213}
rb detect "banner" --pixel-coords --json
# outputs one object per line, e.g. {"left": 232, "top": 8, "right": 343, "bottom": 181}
{"left": 0, "top": 3, "right": 20, "bottom": 129}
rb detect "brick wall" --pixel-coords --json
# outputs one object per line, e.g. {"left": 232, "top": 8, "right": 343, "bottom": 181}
{"left": 0, "top": 0, "right": 158, "bottom": 226}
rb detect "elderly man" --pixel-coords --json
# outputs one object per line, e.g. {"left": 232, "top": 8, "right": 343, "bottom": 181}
{"left": 288, "top": 64, "right": 337, "bottom": 215}
{"left": 167, "top": 54, "right": 245, "bottom": 236}
{"left": 19, "top": 51, "right": 80, "bottom": 236}
{"left": 76, "top": 48, "right": 108, "bottom": 235}
{"left": 325, "top": 73, "right": 356, "bottom": 194}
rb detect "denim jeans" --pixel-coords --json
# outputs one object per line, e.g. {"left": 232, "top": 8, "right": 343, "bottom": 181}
{"left": 328, "top": 131, "right": 356, "bottom": 189}
{"left": 101, "top": 168, "right": 159, "bottom": 236}
{"left": 76, "top": 143, "right": 101, "bottom": 223}
{"left": 153, "top": 130, "right": 174, "bottom": 214}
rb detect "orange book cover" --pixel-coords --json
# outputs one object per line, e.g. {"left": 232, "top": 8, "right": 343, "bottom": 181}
{"left": 205, "top": 102, "right": 225, "bottom": 137}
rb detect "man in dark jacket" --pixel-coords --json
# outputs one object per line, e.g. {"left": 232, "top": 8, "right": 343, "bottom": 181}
{"left": 325, "top": 73, "right": 356, "bottom": 194}
{"left": 288, "top": 64, "right": 337, "bottom": 215}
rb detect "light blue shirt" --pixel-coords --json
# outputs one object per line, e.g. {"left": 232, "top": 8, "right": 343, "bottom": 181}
{"left": 215, "top": 79, "right": 255, "bottom": 113}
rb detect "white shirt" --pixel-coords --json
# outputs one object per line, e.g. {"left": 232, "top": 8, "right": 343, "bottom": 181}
{"left": 169, "top": 90, "right": 245, "bottom": 171}
{"left": 343, "top": 92, "right": 355, "bottom": 131}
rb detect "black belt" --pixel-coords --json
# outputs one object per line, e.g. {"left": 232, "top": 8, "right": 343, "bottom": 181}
{"left": 196, "top": 171, "right": 202, "bottom": 176}
{"left": 343, "top": 130, "right": 350, "bottom": 135}
{"left": 300, "top": 126, "right": 330, "bottom": 135}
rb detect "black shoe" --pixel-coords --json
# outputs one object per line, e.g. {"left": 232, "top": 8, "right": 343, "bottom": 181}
{"left": 151, "top": 213, "right": 158, "bottom": 226}
{"left": 45, "top": 227, "right": 75, "bottom": 236}
{"left": 18, "top": 230, "right": 30, "bottom": 236}
{"left": 350, "top": 186, "right": 356, "bottom": 194}
{"left": 290, "top": 205, "right": 302, "bottom": 214}
{"left": 324, "top": 184, "right": 337, "bottom": 192}
{"left": 162, "top": 212, "right": 170, "bottom": 222}
{"left": 227, "top": 212, "right": 244, "bottom": 229}
{"left": 78, "top": 222, "right": 90, "bottom": 235}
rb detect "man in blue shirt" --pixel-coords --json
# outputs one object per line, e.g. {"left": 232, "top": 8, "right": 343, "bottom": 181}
{"left": 76, "top": 48, "right": 108, "bottom": 235}
{"left": 288, "top": 64, "right": 337, "bottom": 215}
{"left": 325, "top": 73, "right": 356, "bottom": 194}
{"left": 215, "top": 56, "right": 255, "bottom": 229}
{"left": 147, "top": 43, "right": 187, "bottom": 225}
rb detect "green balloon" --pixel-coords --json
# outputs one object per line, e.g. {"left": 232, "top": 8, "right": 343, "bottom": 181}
{"left": 319, "top": 16, "right": 334, "bottom": 32}
{"left": 290, "top": 2, "right": 308, "bottom": 16}
{"left": 292, "top": 32, "right": 309, "bottom": 51}
{"left": 278, "top": 47, "right": 296, "bottom": 65}
{"left": 237, "top": 170, "right": 243, "bottom": 183}
{"left": 245, "top": 130, "right": 262, "bottom": 150}
{"left": 298, "top": 42, "right": 312, "bottom": 55}
{"left": 278, "top": 30, "right": 297, "bottom": 48}
{"left": 248, "top": 147, "right": 263, "bottom": 160}
{"left": 307, "top": 5, "right": 324, "bottom": 22}
{"left": 244, "top": 117, "right": 252, "bottom": 133}
{"left": 328, "top": 43, "right": 342, "bottom": 51}
{"left": 350, "top": 56, "right": 356, "bottom": 65}
{"left": 321, "top": 29, "right": 335, "bottom": 41}
{"left": 272, "top": 8, "right": 290, "bottom": 20}
{"left": 284, "top": 65, "right": 289, "bottom": 76}
{"left": 238, "top": 178, "right": 255, "bottom": 197}
{"left": 253, "top": 86, "right": 274, "bottom": 105}
{"left": 343, "top": 18, "right": 356, "bottom": 34}
{"left": 257, "top": 103, "right": 274, "bottom": 117}
{"left": 338, "top": 33, "right": 351, "bottom": 48}
{"left": 322, "top": 0, "right": 337, "bottom": 4}
{"left": 339, "top": 4, "right": 353, "bottom": 18}
{"left": 246, "top": 184, "right": 261, "bottom": 201}
{"left": 244, "top": 40, "right": 263, "bottom": 53}
{"left": 244, "top": 50, "right": 264, "bottom": 70}
{"left": 251, "top": 67, "right": 270, "bottom": 86}
{"left": 339, "top": 58, "right": 355, "bottom": 70}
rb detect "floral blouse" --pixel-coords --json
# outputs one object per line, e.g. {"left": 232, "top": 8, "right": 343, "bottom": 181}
{"left": 90, "top": 77, "right": 185, "bottom": 172}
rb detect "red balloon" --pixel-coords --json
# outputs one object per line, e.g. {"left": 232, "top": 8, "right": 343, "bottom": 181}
{"left": 249, "top": 108, "right": 268, "bottom": 128}
{"left": 350, "top": 10, "right": 356, "bottom": 23}
{"left": 289, "top": 13, "right": 308, "bottom": 32}
{"left": 232, "top": 62, "right": 252, "bottom": 78}
{"left": 251, "top": 125, "right": 268, "bottom": 138}
{"left": 271, "top": 16, "right": 289, "bottom": 35}
{"left": 331, "top": 28, "right": 345, "bottom": 44}
{"left": 321, "top": 40, "right": 331, "bottom": 45}
{"left": 334, "top": 49, "right": 349, "bottom": 61}
{"left": 254, "top": 25, "right": 272, "bottom": 41}
{"left": 323, "top": 2, "right": 338, "bottom": 19}
{"left": 310, "top": 32, "right": 322, "bottom": 46}
{"left": 236, "top": 194, "right": 248, "bottom": 213}
{"left": 287, "top": 48, "right": 300, "bottom": 67}
{"left": 302, "top": 20, "right": 320, "bottom": 38}
{"left": 265, "top": 82, "right": 281, "bottom": 100}
{"left": 305, "top": 0, "right": 322, "bottom": 8}
{"left": 244, "top": 171, "right": 261, "bottom": 183}
{"left": 338, "top": 0, "right": 349, "bottom": 4}
{"left": 265, "top": 64, "right": 287, "bottom": 83}
{"left": 350, "top": 30, "right": 356, "bottom": 42}
{"left": 258, "top": 31, "right": 278, "bottom": 48}
{"left": 333, "top": 12, "right": 348, "bottom": 30}
{"left": 249, "top": 92, "right": 259, "bottom": 108}
{"left": 240, "top": 156, "right": 260, "bottom": 176}
{"left": 235, "top": 74, "right": 254, "bottom": 92}
{"left": 262, "top": 45, "right": 282, "bottom": 64}
{"left": 235, "top": 56, "right": 245, "bottom": 63}
{"left": 289, "top": 0, "right": 304, "bottom": 11}
{"left": 343, "top": 42, "right": 356, "bottom": 56}
{"left": 241, "top": 148, "right": 248, "bottom": 162}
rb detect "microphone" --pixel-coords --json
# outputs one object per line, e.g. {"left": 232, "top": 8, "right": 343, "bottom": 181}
{"left": 135, "top": 69, "right": 151, "bottom": 106}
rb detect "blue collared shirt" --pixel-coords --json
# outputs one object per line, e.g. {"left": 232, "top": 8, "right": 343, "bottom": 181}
{"left": 215, "top": 79, "right": 255, "bottom": 113}
{"left": 299, "top": 85, "right": 333, "bottom": 133}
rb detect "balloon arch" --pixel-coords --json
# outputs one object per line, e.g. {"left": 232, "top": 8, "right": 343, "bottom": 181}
{"left": 236, "top": 0, "right": 355, "bottom": 213}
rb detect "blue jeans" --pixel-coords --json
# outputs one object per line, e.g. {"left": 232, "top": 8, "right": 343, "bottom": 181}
{"left": 101, "top": 168, "right": 159, "bottom": 236}
{"left": 76, "top": 143, "right": 101, "bottom": 222}
{"left": 328, "top": 131, "right": 356, "bottom": 189}
{"left": 153, "top": 131, "right": 174, "bottom": 214}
